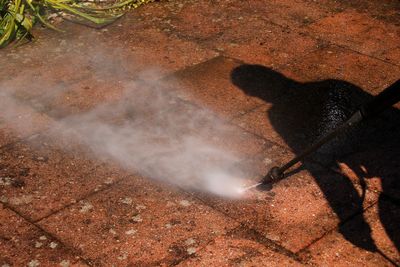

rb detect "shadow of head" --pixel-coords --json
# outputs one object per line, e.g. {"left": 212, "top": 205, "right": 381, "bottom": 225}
{"left": 230, "top": 64, "right": 297, "bottom": 101}
{"left": 230, "top": 64, "right": 370, "bottom": 107}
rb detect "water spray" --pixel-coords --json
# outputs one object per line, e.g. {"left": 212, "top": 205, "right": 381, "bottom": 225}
{"left": 245, "top": 79, "right": 400, "bottom": 191}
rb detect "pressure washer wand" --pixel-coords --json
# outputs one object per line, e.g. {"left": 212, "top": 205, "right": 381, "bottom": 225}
{"left": 260, "top": 79, "right": 400, "bottom": 187}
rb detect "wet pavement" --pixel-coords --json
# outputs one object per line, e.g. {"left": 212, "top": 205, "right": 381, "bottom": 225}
{"left": 1, "top": 0, "right": 400, "bottom": 266}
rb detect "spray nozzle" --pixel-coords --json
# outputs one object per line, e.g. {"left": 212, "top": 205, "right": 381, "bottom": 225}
{"left": 238, "top": 166, "right": 283, "bottom": 193}
{"left": 262, "top": 166, "right": 284, "bottom": 185}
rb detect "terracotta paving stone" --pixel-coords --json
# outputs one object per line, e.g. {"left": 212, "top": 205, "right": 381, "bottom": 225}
{"left": 38, "top": 176, "right": 238, "bottom": 266}
{"left": 307, "top": 0, "right": 400, "bottom": 26}
{"left": 233, "top": 103, "right": 293, "bottom": 151}
{"left": 108, "top": 26, "right": 218, "bottom": 73}
{"left": 0, "top": 203, "right": 86, "bottom": 266}
{"left": 144, "top": 98, "right": 268, "bottom": 159}
{"left": 0, "top": 19, "right": 219, "bottom": 121}
{"left": 190, "top": 143, "right": 378, "bottom": 253}
{"left": 153, "top": 0, "right": 240, "bottom": 41}
{"left": 203, "top": 16, "right": 320, "bottom": 67}
{"left": 299, "top": 199, "right": 400, "bottom": 266}
{"left": 102, "top": 0, "right": 331, "bottom": 44}
{"left": 133, "top": 0, "right": 172, "bottom": 19}
{"left": 0, "top": 108, "right": 51, "bottom": 149}
{"left": 1, "top": 62, "right": 105, "bottom": 120}
{"left": 1, "top": 0, "right": 399, "bottom": 266}
{"left": 307, "top": 10, "right": 400, "bottom": 63}
{"left": 1, "top": 43, "right": 158, "bottom": 120}
{"left": 139, "top": 0, "right": 329, "bottom": 66}
{"left": 229, "top": 0, "right": 335, "bottom": 28}
{"left": 1, "top": 18, "right": 218, "bottom": 90}
{"left": 0, "top": 76, "right": 54, "bottom": 148}
{"left": 2, "top": 37, "right": 214, "bottom": 122}
{"left": 236, "top": 140, "right": 296, "bottom": 182}
{"left": 0, "top": 26, "right": 98, "bottom": 80}
{"left": 101, "top": 11, "right": 219, "bottom": 72}
{"left": 53, "top": 88, "right": 268, "bottom": 179}
{"left": 41, "top": 80, "right": 126, "bottom": 119}
{"left": 177, "top": 230, "right": 302, "bottom": 266}
{"left": 165, "top": 56, "right": 279, "bottom": 118}
{"left": 378, "top": 47, "right": 400, "bottom": 66}
{"left": 5, "top": 74, "right": 126, "bottom": 120}
{"left": 281, "top": 45, "right": 400, "bottom": 95}
{"left": 0, "top": 126, "right": 18, "bottom": 149}
{"left": 0, "top": 134, "right": 128, "bottom": 222}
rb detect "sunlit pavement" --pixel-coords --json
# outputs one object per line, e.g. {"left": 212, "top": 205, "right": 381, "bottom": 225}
{"left": 0, "top": 0, "right": 399, "bottom": 266}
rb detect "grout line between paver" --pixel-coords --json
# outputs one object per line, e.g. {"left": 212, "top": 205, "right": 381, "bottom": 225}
{"left": 295, "top": 199, "right": 379, "bottom": 257}
{"left": 294, "top": 198, "right": 400, "bottom": 266}
{"left": 1, "top": 203, "right": 93, "bottom": 266}
{"left": 161, "top": 55, "right": 397, "bottom": 265}
{"left": 376, "top": 248, "right": 399, "bottom": 267}
{"left": 170, "top": 222, "right": 306, "bottom": 266}
{"left": 228, "top": 103, "right": 266, "bottom": 121}
{"left": 181, "top": 188, "right": 304, "bottom": 264}
{"left": 195, "top": 8, "right": 400, "bottom": 71}
{"left": 169, "top": 231, "right": 221, "bottom": 266}
{"left": 325, "top": 43, "right": 400, "bottom": 69}
{"left": 231, "top": 224, "right": 303, "bottom": 261}
{"left": 0, "top": 131, "right": 45, "bottom": 152}
{"left": 297, "top": 8, "right": 400, "bottom": 68}
{"left": 2, "top": 174, "right": 141, "bottom": 266}
{"left": 162, "top": 93, "right": 386, "bottom": 265}
{"left": 175, "top": 147, "right": 383, "bottom": 264}
{"left": 2, "top": 20, "right": 398, "bottom": 264}
{"left": 274, "top": 8, "right": 400, "bottom": 69}
{"left": 32, "top": 173, "right": 133, "bottom": 223}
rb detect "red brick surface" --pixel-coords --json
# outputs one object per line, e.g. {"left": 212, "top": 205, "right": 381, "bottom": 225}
{"left": 165, "top": 56, "right": 265, "bottom": 118}
{"left": 299, "top": 200, "right": 400, "bottom": 266}
{"left": 1, "top": 0, "right": 399, "bottom": 266}
{"left": 0, "top": 203, "right": 87, "bottom": 266}
{"left": 0, "top": 134, "right": 127, "bottom": 222}
{"left": 38, "top": 177, "right": 238, "bottom": 265}
{"left": 201, "top": 16, "right": 319, "bottom": 67}
{"left": 307, "top": 10, "right": 400, "bottom": 64}
{"left": 229, "top": 0, "right": 334, "bottom": 28}
{"left": 280, "top": 46, "right": 400, "bottom": 95}
{"left": 0, "top": 101, "right": 52, "bottom": 147}
{"left": 177, "top": 231, "right": 302, "bottom": 266}
{"left": 195, "top": 168, "right": 378, "bottom": 253}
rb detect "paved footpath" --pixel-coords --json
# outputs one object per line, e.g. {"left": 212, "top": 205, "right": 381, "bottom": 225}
{"left": 0, "top": 0, "right": 399, "bottom": 266}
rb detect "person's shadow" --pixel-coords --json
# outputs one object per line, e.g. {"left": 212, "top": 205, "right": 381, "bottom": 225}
{"left": 231, "top": 64, "right": 400, "bottom": 257}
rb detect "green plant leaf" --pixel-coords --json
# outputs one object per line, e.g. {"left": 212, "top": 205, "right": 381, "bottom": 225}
{"left": 1, "top": 0, "right": 155, "bottom": 47}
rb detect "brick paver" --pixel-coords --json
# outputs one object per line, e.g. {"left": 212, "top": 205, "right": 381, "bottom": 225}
{"left": 0, "top": 203, "right": 87, "bottom": 266}
{"left": 1, "top": 0, "right": 399, "bottom": 266}
{"left": 38, "top": 177, "right": 238, "bottom": 265}
{"left": 307, "top": 10, "right": 400, "bottom": 64}
{"left": 177, "top": 229, "right": 302, "bottom": 266}
{"left": 0, "top": 134, "right": 128, "bottom": 222}
{"left": 298, "top": 200, "right": 400, "bottom": 266}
